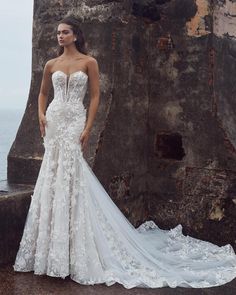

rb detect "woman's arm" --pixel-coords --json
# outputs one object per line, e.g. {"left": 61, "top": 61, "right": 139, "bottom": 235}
{"left": 80, "top": 57, "right": 100, "bottom": 150}
{"left": 38, "top": 60, "right": 52, "bottom": 137}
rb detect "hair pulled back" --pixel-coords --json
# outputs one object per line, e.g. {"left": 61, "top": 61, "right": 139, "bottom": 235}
{"left": 57, "top": 15, "right": 88, "bottom": 55}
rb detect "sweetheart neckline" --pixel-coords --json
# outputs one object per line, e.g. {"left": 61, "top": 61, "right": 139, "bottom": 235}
{"left": 52, "top": 70, "right": 88, "bottom": 78}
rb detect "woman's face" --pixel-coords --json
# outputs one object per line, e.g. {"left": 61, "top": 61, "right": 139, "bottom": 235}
{"left": 57, "top": 23, "right": 75, "bottom": 47}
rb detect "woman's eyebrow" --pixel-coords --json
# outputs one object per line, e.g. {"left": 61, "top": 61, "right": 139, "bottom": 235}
{"left": 57, "top": 29, "right": 70, "bottom": 33}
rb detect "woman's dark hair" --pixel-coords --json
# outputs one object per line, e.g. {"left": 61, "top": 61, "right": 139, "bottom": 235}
{"left": 57, "top": 16, "right": 88, "bottom": 55}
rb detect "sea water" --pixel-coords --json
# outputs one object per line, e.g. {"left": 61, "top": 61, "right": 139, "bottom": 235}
{"left": 0, "top": 108, "right": 24, "bottom": 181}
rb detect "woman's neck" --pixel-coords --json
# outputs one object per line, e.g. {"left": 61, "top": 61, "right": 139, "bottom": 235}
{"left": 61, "top": 44, "right": 81, "bottom": 58}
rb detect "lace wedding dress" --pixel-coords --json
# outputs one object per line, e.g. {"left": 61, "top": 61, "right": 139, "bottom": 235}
{"left": 13, "top": 70, "right": 236, "bottom": 288}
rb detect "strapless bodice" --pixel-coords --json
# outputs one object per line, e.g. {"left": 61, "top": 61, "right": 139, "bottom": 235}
{"left": 52, "top": 70, "right": 88, "bottom": 103}
{"left": 44, "top": 70, "right": 88, "bottom": 150}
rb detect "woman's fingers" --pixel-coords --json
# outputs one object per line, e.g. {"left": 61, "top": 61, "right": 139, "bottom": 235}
{"left": 80, "top": 133, "right": 88, "bottom": 151}
{"left": 83, "top": 138, "right": 88, "bottom": 150}
{"left": 81, "top": 136, "right": 86, "bottom": 150}
{"left": 39, "top": 117, "right": 46, "bottom": 137}
{"left": 42, "top": 116, "right": 47, "bottom": 126}
{"left": 40, "top": 123, "right": 45, "bottom": 137}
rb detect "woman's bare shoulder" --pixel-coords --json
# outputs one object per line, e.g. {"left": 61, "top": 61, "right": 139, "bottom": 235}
{"left": 86, "top": 54, "right": 97, "bottom": 62}
{"left": 85, "top": 55, "right": 98, "bottom": 68}
{"left": 44, "top": 57, "right": 60, "bottom": 71}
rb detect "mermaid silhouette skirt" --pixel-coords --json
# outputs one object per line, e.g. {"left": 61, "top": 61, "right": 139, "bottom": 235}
{"left": 13, "top": 70, "right": 236, "bottom": 288}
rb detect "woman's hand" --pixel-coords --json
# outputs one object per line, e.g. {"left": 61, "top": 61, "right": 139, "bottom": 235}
{"left": 79, "top": 129, "right": 90, "bottom": 151}
{"left": 39, "top": 113, "right": 47, "bottom": 137}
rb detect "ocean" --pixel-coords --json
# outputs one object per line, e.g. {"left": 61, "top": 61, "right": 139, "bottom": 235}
{"left": 0, "top": 108, "right": 24, "bottom": 181}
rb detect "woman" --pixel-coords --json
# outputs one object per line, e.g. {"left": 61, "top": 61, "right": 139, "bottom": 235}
{"left": 13, "top": 15, "right": 236, "bottom": 289}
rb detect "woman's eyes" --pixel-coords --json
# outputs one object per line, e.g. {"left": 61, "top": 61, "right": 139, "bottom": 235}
{"left": 57, "top": 31, "right": 70, "bottom": 35}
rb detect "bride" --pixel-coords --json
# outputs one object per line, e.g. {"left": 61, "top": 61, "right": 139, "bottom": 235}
{"left": 13, "top": 15, "right": 236, "bottom": 289}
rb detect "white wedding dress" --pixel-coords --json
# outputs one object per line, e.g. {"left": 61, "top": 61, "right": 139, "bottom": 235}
{"left": 13, "top": 70, "right": 236, "bottom": 289}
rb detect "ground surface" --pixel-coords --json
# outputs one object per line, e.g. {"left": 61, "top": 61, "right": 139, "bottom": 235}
{"left": 0, "top": 264, "right": 236, "bottom": 295}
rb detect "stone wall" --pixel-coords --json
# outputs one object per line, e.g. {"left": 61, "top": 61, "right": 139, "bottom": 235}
{"left": 8, "top": 0, "right": 236, "bottom": 248}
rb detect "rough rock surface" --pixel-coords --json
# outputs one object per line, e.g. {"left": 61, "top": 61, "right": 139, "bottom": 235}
{"left": 7, "top": 0, "right": 236, "bottom": 249}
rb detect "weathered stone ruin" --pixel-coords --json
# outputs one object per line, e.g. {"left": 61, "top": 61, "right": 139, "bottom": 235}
{"left": 2, "top": 0, "right": 236, "bottom": 265}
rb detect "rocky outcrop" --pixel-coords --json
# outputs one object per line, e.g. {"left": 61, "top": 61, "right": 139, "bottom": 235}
{"left": 7, "top": 0, "right": 236, "bottom": 249}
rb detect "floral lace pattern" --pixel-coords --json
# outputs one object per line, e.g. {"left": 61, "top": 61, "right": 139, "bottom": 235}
{"left": 13, "top": 71, "right": 236, "bottom": 288}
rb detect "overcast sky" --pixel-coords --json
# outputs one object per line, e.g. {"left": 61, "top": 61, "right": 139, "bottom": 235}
{"left": 0, "top": 0, "right": 33, "bottom": 110}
